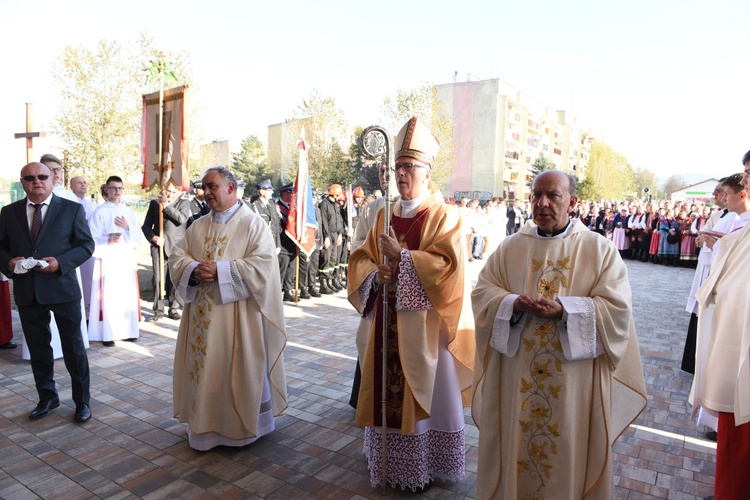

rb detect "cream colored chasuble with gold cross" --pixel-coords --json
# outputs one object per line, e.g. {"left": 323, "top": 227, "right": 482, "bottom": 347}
{"left": 472, "top": 219, "right": 646, "bottom": 500}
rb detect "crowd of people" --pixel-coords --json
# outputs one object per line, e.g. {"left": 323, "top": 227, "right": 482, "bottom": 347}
{"left": 454, "top": 192, "right": 731, "bottom": 270}
{"left": 2, "top": 124, "right": 749, "bottom": 499}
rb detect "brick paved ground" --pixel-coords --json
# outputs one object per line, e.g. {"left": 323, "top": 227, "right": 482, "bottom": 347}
{"left": 0, "top": 255, "right": 715, "bottom": 499}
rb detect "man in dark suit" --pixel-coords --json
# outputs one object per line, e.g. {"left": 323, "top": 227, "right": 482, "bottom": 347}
{"left": 0, "top": 162, "right": 94, "bottom": 422}
{"left": 141, "top": 185, "right": 193, "bottom": 321}
{"left": 506, "top": 199, "right": 522, "bottom": 236}
{"left": 189, "top": 181, "right": 210, "bottom": 217}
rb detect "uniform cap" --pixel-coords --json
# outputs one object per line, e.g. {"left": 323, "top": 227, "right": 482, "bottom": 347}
{"left": 255, "top": 179, "right": 273, "bottom": 190}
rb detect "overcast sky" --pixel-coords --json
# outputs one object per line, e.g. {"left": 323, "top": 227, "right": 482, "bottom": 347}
{"left": 1, "top": 0, "right": 748, "bottom": 181}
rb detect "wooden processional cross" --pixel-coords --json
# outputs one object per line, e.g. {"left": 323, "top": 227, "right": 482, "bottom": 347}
{"left": 14, "top": 103, "right": 46, "bottom": 163}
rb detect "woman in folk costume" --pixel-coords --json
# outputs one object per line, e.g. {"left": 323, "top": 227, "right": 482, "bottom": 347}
{"left": 658, "top": 208, "right": 680, "bottom": 265}
{"left": 648, "top": 207, "right": 663, "bottom": 263}
{"left": 611, "top": 208, "right": 630, "bottom": 258}
{"left": 678, "top": 210, "right": 698, "bottom": 267}
{"left": 347, "top": 117, "right": 475, "bottom": 491}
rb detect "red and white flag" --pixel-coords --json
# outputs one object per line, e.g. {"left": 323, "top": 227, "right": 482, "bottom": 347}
{"left": 141, "top": 85, "right": 189, "bottom": 191}
{"left": 285, "top": 127, "right": 318, "bottom": 256}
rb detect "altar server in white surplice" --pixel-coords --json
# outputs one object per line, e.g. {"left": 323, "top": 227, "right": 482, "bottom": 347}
{"left": 87, "top": 176, "right": 142, "bottom": 345}
{"left": 169, "top": 166, "right": 287, "bottom": 451}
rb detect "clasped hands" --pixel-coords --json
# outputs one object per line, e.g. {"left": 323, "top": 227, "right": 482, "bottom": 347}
{"left": 513, "top": 294, "right": 563, "bottom": 320}
{"left": 192, "top": 260, "right": 218, "bottom": 283}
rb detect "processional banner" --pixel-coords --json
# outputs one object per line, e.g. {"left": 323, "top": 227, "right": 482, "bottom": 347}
{"left": 141, "top": 85, "right": 189, "bottom": 191}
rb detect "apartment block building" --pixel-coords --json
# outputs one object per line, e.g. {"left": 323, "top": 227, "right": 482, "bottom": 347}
{"left": 435, "top": 78, "right": 596, "bottom": 201}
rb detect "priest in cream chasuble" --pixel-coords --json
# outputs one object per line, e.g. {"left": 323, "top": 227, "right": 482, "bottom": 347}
{"left": 169, "top": 167, "right": 287, "bottom": 451}
{"left": 472, "top": 171, "right": 646, "bottom": 499}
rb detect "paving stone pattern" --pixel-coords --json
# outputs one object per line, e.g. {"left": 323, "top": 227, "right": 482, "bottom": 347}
{"left": 0, "top": 256, "right": 715, "bottom": 499}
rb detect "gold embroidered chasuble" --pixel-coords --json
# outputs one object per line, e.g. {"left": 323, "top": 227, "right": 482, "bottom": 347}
{"left": 347, "top": 191, "right": 475, "bottom": 434}
{"left": 471, "top": 219, "right": 646, "bottom": 499}
{"left": 169, "top": 204, "right": 287, "bottom": 440}
{"left": 691, "top": 223, "right": 750, "bottom": 425}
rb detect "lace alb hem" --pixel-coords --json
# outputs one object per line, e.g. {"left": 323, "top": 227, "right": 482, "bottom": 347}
{"left": 363, "top": 427, "right": 466, "bottom": 491}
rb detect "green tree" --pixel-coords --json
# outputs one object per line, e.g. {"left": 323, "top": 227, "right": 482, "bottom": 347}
{"left": 285, "top": 90, "right": 353, "bottom": 192}
{"left": 381, "top": 84, "right": 455, "bottom": 191}
{"left": 633, "top": 166, "right": 658, "bottom": 200}
{"left": 577, "top": 177, "right": 598, "bottom": 201}
{"left": 51, "top": 33, "right": 199, "bottom": 190}
{"left": 526, "top": 153, "right": 557, "bottom": 188}
{"left": 661, "top": 175, "right": 688, "bottom": 199}
{"left": 232, "top": 135, "right": 270, "bottom": 188}
{"left": 348, "top": 126, "right": 381, "bottom": 194}
{"left": 53, "top": 39, "right": 142, "bottom": 188}
{"left": 582, "top": 141, "right": 635, "bottom": 200}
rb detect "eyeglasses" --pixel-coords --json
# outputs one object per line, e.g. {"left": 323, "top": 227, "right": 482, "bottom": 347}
{"left": 22, "top": 175, "right": 50, "bottom": 182}
{"left": 49, "top": 167, "right": 62, "bottom": 173}
{"left": 106, "top": 186, "right": 124, "bottom": 191}
{"left": 395, "top": 162, "right": 429, "bottom": 172}
{"left": 193, "top": 185, "right": 203, "bottom": 189}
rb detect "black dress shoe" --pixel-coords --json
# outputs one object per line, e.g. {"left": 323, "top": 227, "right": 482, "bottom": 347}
{"left": 282, "top": 292, "right": 296, "bottom": 302}
{"left": 30, "top": 398, "right": 60, "bottom": 420}
{"left": 146, "top": 313, "right": 164, "bottom": 323}
{"left": 168, "top": 311, "right": 181, "bottom": 320}
{"left": 0, "top": 340, "right": 18, "bottom": 349}
{"left": 74, "top": 403, "right": 91, "bottom": 423}
{"left": 123, "top": 338, "right": 137, "bottom": 342}
{"left": 102, "top": 341, "right": 115, "bottom": 347}
{"left": 299, "top": 289, "right": 311, "bottom": 299}
{"left": 705, "top": 430, "right": 717, "bottom": 442}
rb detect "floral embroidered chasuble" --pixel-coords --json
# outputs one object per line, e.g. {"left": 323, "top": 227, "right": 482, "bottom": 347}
{"left": 169, "top": 204, "right": 287, "bottom": 444}
{"left": 472, "top": 219, "right": 646, "bottom": 499}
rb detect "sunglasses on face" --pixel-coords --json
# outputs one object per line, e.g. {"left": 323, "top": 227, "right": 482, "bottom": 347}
{"left": 22, "top": 175, "right": 50, "bottom": 182}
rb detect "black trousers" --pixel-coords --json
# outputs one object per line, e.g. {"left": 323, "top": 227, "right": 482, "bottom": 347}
{"left": 319, "top": 242, "right": 336, "bottom": 277}
{"left": 19, "top": 299, "right": 90, "bottom": 405}
{"left": 278, "top": 251, "right": 297, "bottom": 292}
{"left": 149, "top": 246, "right": 178, "bottom": 314}
{"left": 298, "top": 249, "right": 320, "bottom": 288}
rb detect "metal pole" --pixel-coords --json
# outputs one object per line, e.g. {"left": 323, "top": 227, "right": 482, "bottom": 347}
{"left": 157, "top": 68, "right": 166, "bottom": 304}
{"left": 359, "top": 126, "right": 393, "bottom": 490}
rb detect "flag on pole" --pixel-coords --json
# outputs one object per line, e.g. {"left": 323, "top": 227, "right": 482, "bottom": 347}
{"left": 346, "top": 184, "right": 354, "bottom": 238}
{"left": 285, "top": 127, "right": 318, "bottom": 256}
{"left": 141, "top": 85, "right": 189, "bottom": 191}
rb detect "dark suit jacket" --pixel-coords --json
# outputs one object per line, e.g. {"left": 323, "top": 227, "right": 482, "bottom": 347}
{"left": 0, "top": 195, "right": 94, "bottom": 306}
{"left": 506, "top": 206, "right": 517, "bottom": 230}
{"left": 189, "top": 197, "right": 209, "bottom": 217}
{"left": 142, "top": 198, "right": 193, "bottom": 256}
